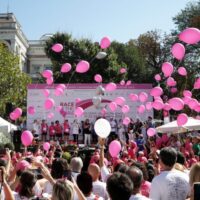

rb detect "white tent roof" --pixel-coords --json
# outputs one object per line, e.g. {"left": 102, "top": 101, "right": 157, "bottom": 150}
{"left": 156, "top": 117, "right": 200, "bottom": 134}
{"left": 0, "top": 117, "right": 17, "bottom": 133}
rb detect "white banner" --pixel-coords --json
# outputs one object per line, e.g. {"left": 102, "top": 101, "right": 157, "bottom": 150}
{"left": 27, "top": 84, "right": 153, "bottom": 129}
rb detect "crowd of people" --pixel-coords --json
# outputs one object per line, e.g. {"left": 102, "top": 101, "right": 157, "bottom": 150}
{"left": 30, "top": 116, "right": 154, "bottom": 146}
{"left": 1, "top": 115, "right": 200, "bottom": 200}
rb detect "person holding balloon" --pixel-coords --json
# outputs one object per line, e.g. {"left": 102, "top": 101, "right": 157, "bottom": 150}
{"left": 32, "top": 119, "right": 40, "bottom": 141}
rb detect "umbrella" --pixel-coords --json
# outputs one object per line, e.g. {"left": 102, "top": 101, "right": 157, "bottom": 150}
{"left": 156, "top": 117, "right": 200, "bottom": 133}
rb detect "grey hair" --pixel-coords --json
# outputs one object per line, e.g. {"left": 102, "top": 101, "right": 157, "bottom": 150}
{"left": 70, "top": 157, "right": 83, "bottom": 173}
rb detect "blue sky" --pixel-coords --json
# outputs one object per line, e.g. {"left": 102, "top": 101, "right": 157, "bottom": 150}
{"left": 0, "top": 0, "right": 190, "bottom": 42}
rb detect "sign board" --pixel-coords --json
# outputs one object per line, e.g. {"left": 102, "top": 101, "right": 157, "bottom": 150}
{"left": 27, "top": 84, "right": 153, "bottom": 129}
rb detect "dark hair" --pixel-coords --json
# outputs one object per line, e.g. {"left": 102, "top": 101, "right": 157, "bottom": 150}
{"left": 176, "top": 151, "right": 185, "bottom": 165}
{"left": 106, "top": 172, "right": 133, "bottom": 200}
{"left": 131, "top": 161, "right": 148, "bottom": 181}
{"left": 51, "top": 158, "right": 69, "bottom": 179}
{"left": 19, "top": 170, "right": 37, "bottom": 198}
{"left": 0, "top": 159, "right": 7, "bottom": 167}
{"left": 126, "top": 166, "right": 143, "bottom": 189}
{"left": 77, "top": 172, "right": 93, "bottom": 196}
{"left": 159, "top": 147, "right": 177, "bottom": 167}
{"left": 114, "top": 163, "right": 129, "bottom": 173}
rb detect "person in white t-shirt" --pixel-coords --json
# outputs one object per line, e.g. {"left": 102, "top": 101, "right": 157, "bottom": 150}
{"left": 88, "top": 163, "right": 109, "bottom": 200}
{"left": 110, "top": 118, "right": 117, "bottom": 140}
{"left": 126, "top": 166, "right": 150, "bottom": 200}
{"left": 32, "top": 119, "right": 40, "bottom": 140}
{"left": 150, "top": 147, "right": 190, "bottom": 200}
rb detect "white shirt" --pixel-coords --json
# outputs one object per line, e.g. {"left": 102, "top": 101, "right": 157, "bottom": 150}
{"left": 86, "top": 193, "right": 104, "bottom": 200}
{"left": 33, "top": 122, "right": 40, "bottom": 135}
{"left": 150, "top": 169, "right": 190, "bottom": 200}
{"left": 93, "top": 180, "right": 109, "bottom": 200}
{"left": 129, "top": 194, "right": 150, "bottom": 200}
{"left": 110, "top": 120, "right": 117, "bottom": 132}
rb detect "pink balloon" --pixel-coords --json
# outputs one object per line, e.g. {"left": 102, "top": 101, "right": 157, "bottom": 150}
{"left": 47, "top": 112, "right": 54, "bottom": 119}
{"left": 76, "top": 60, "right": 90, "bottom": 73}
{"left": 56, "top": 106, "right": 62, "bottom": 112}
{"left": 10, "top": 112, "right": 17, "bottom": 120}
{"left": 163, "top": 103, "right": 171, "bottom": 111}
{"left": 105, "top": 82, "right": 117, "bottom": 91}
{"left": 162, "top": 62, "right": 174, "bottom": 77}
{"left": 137, "top": 105, "right": 145, "bottom": 114}
{"left": 145, "top": 102, "right": 152, "bottom": 111}
{"left": 120, "top": 80, "right": 125, "bottom": 85}
{"left": 179, "top": 28, "right": 200, "bottom": 44}
{"left": 115, "top": 97, "right": 126, "bottom": 106}
{"left": 74, "top": 107, "right": 84, "bottom": 117}
{"left": 61, "top": 63, "right": 71, "bottom": 73}
{"left": 152, "top": 100, "right": 164, "bottom": 110}
{"left": 182, "top": 96, "right": 192, "bottom": 105}
{"left": 121, "top": 105, "right": 130, "bottom": 113}
{"left": 129, "top": 93, "right": 138, "bottom": 102}
{"left": 177, "top": 113, "right": 188, "bottom": 126}
{"left": 194, "top": 103, "right": 200, "bottom": 112}
{"left": 21, "top": 130, "right": 33, "bottom": 147}
{"left": 14, "top": 108, "right": 22, "bottom": 118}
{"left": 126, "top": 80, "right": 132, "bottom": 86}
{"left": 43, "top": 89, "right": 50, "bottom": 97}
{"left": 54, "top": 88, "right": 64, "bottom": 96}
{"left": 183, "top": 90, "right": 192, "bottom": 97}
{"left": 194, "top": 78, "right": 200, "bottom": 89}
{"left": 28, "top": 106, "right": 35, "bottom": 115}
{"left": 167, "top": 77, "right": 176, "bottom": 87}
{"left": 147, "top": 128, "right": 156, "bottom": 137}
{"left": 44, "top": 98, "right": 55, "bottom": 110}
{"left": 94, "top": 74, "right": 102, "bottom": 83}
{"left": 123, "top": 117, "right": 131, "bottom": 125}
{"left": 188, "top": 98, "right": 198, "bottom": 110}
{"left": 42, "top": 70, "right": 53, "bottom": 79}
{"left": 178, "top": 67, "right": 187, "bottom": 76}
{"left": 75, "top": 98, "right": 81, "bottom": 103}
{"left": 139, "top": 92, "right": 148, "bottom": 103}
{"left": 171, "top": 87, "right": 177, "bottom": 94}
{"left": 57, "top": 84, "right": 66, "bottom": 90}
{"left": 120, "top": 68, "right": 127, "bottom": 74}
{"left": 109, "top": 102, "right": 117, "bottom": 112}
{"left": 169, "top": 98, "right": 184, "bottom": 111}
{"left": 150, "top": 87, "right": 163, "bottom": 97}
{"left": 43, "top": 142, "right": 50, "bottom": 151}
{"left": 46, "top": 77, "right": 54, "bottom": 85}
{"left": 101, "top": 108, "right": 107, "bottom": 116}
{"left": 154, "top": 74, "right": 161, "bottom": 81}
{"left": 100, "top": 36, "right": 111, "bottom": 49}
{"left": 109, "top": 140, "right": 121, "bottom": 157}
{"left": 52, "top": 43, "right": 63, "bottom": 53}
{"left": 171, "top": 43, "right": 185, "bottom": 60}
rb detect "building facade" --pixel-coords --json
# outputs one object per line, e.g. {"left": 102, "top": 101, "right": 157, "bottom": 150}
{"left": 0, "top": 13, "right": 52, "bottom": 80}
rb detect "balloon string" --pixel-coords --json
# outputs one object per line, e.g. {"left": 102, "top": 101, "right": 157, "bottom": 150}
{"left": 66, "top": 70, "right": 75, "bottom": 90}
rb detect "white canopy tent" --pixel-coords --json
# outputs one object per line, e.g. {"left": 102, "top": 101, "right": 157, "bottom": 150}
{"left": 156, "top": 117, "right": 200, "bottom": 134}
{"left": 0, "top": 117, "right": 17, "bottom": 135}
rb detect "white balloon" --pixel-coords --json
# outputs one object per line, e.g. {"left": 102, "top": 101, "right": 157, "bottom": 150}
{"left": 96, "top": 52, "right": 107, "bottom": 59}
{"left": 92, "top": 96, "right": 102, "bottom": 107}
{"left": 96, "top": 85, "right": 105, "bottom": 95}
{"left": 94, "top": 118, "right": 111, "bottom": 138}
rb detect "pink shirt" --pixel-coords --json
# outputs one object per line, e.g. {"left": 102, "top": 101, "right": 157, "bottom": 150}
{"left": 141, "top": 181, "right": 151, "bottom": 197}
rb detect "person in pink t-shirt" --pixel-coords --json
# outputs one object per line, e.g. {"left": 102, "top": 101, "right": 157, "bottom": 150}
{"left": 49, "top": 121, "right": 55, "bottom": 140}
{"left": 63, "top": 119, "right": 70, "bottom": 142}
{"left": 41, "top": 119, "right": 48, "bottom": 141}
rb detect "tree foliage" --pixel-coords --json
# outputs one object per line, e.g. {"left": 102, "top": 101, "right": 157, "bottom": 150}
{"left": 0, "top": 43, "right": 31, "bottom": 116}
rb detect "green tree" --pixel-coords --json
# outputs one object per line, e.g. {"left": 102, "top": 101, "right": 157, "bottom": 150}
{"left": 0, "top": 43, "right": 31, "bottom": 116}
{"left": 45, "top": 33, "right": 122, "bottom": 83}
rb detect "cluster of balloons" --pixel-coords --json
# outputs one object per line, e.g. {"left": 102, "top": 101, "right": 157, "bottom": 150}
{"left": 10, "top": 108, "right": 22, "bottom": 120}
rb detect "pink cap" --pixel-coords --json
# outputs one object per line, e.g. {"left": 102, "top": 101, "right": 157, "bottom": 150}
{"left": 16, "top": 160, "right": 31, "bottom": 171}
